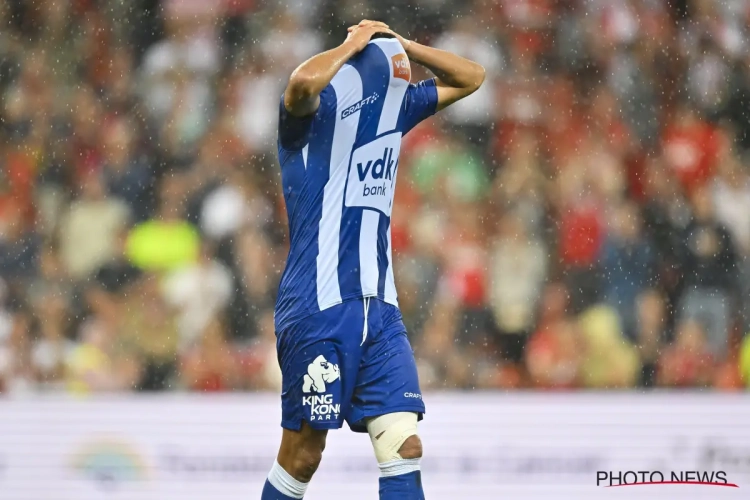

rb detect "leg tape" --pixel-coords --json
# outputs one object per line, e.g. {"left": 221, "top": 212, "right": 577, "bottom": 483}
{"left": 366, "top": 412, "right": 418, "bottom": 464}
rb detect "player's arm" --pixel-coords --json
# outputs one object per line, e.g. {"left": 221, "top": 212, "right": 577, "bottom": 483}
{"left": 283, "top": 21, "right": 392, "bottom": 117}
{"left": 347, "top": 21, "right": 486, "bottom": 112}
{"left": 402, "top": 40, "right": 485, "bottom": 111}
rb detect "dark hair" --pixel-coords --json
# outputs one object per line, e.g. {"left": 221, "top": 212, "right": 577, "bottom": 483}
{"left": 370, "top": 32, "right": 396, "bottom": 41}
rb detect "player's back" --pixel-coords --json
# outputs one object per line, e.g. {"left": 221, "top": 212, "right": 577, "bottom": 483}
{"left": 275, "top": 37, "right": 438, "bottom": 332}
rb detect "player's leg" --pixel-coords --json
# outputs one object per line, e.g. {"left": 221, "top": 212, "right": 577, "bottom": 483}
{"left": 366, "top": 411, "right": 425, "bottom": 499}
{"left": 262, "top": 343, "right": 339, "bottom": 500}
{"left": 263, "top": 300, "right": 365, "bottom": 499}
{"left": 262, "top": 422, "right": 327, "bottom": 500}
{"left": 349, "top": 300, "right": 426, "bottom": 499}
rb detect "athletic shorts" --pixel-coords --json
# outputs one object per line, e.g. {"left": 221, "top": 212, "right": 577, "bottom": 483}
{"left": 276, "top": 297, "right": 425, "bottom": 432}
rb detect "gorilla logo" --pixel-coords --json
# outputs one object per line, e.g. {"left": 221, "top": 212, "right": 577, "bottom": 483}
{"left": 302, "top": 355, "right": 340, "bottom": 393}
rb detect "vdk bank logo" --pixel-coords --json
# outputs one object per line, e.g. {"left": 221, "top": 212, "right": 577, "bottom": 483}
{"left": 356, "top": 146, "right": 397, "bottom": 200}
{"left": 391, "top": 53, "right": 411, "bottom": 82}
{"left": 71, "top": 438, "right": 149, "bottom": 488}
{"left": 346, "top": 132, "right": 402, "bottom": 216}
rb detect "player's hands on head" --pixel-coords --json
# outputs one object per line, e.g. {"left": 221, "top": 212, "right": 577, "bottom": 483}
{"left": 345, "top": 20, "right": 390, "bottom": 52}
{"left": 345, "top": 20, "right": 411, "bottom": 53}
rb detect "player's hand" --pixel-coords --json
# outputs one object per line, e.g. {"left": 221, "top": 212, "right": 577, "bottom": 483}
{"left": 347, "top": 21, "right": 412, "bottom": 52}
{"left": 388, "top": 30, "right": 412, "bottom": 52}
{"left": 345, "top": 20, "right": 391, "bottom": 52}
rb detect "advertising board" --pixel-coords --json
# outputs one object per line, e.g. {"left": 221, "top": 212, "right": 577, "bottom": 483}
{"left": 0, "top": 393, "right": 747, "bottom": 499}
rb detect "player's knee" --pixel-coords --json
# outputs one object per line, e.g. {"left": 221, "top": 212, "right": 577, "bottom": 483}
{"left": 366, "top": 412, "right": 420, "bottom": 464}
{"left": 397, "top": 434, "right": 423, "bottom": 460}
{"left": 280, "top": 426, "right": 326, "bottom": 483}
{"left": 289, "top": 445, "right": 323, "bottom": 482}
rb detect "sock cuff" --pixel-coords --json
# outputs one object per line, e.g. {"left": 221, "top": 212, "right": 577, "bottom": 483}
{"left": 268, "top": 460, "right": 308, "bottom": 499}
{"left": 378, "top": 458, "right": 421, "bottom": 478}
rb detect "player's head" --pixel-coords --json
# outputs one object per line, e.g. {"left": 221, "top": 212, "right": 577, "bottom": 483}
{"left": 341, "top": 29, "right": 406, "bottom": 81}
{"left": 370, "top": 32, "right": 396, "bottom": 41}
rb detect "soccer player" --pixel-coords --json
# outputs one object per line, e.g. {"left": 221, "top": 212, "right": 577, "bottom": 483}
{"left": 262, "top": 19, "right": 485, "bottom": 500}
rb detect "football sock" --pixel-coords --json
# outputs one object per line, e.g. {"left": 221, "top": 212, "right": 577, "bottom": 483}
{"left": 261, "top": 460, "right": 308, "bottom": 499}
{"left": 378, "top": 458, "right": 425, "bottom": 500}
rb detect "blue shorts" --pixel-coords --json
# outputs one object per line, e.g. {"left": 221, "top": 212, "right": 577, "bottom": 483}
{"left": 276, "top": 297, "right": 425, "bottom": 432}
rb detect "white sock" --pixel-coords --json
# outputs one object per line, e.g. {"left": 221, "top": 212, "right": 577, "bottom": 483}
{"left": 378, "top": 458, "right": 421, "bottom": 477}
{"left": 267, "top": 460, "right": 309, "bottom": 499}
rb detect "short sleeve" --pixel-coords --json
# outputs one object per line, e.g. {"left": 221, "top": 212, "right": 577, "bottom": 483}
{"left": 400, "top": 78, "right": 439, "bottom": 134}
{"left": 278, "top": 95, "right": 315, "bottom": 151}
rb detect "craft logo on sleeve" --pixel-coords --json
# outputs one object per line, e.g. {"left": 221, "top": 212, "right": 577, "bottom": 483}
{"left": 341, "top": 92, "right": 379, "bottom": 119}
{"left": 391, "top": 53, "right": 411, "bottom": 82}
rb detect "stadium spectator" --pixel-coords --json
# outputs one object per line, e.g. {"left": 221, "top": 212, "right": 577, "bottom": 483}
{"left": 101, "top": 119, "right": 155, "bottom": 223}
{"left": 712, "top": 140, "right": 750, "bottom": 330}
{"left": 118, "top": 274, "right": 180, "bottom": 390}
{"left": 634, "top": 290, "right": 667, "bottom": 388}
{"left": 600, "top": 200, "right": 655, "bottom": 340}
{"left": 30, "top": 287, "right": 73, "bottom": 389}
{"left": 741, "top": 334, "right": 750, "bottom": 389}
{"left": 0, "top": 204, "right": 40, "bottom": 283}
{"left": 0, "top": 313, "right": 35, "bottom": 393}
{"left": 59, "top": 172, "right": 130, "bottom": 280}
{"left": 125, "top": 176, "right": 200, "bottom": 272}
{"left": 525, "top": 283, "right": 580, "bottom": 390}
{"left": 488, "top": 211, "right": 547, "bottom": 363}
{"left": 162, "top": 242, "right": 233, "bottom": 348}
{"left": 578, "top": 305, "right": 640, "bottom": 389}
{"left": 678, "top": 185, "right": 738, "bottom": 360}
{"left": 180, "top": 318, "right": 240, "bottom": 391}
{"left": 241, "top": 310, "right": 282, "bottom": 391}
{"left": 433, "top": 14, "right": 504, "bottom": 148}
{"left": 0, "top": 0, "right": 747, "bottom": 393}
{"left": 66, "top": 319, "right": 139, "bottom": 394}
{"left": 657, "top": 319, "right": 715, "bottom": 388}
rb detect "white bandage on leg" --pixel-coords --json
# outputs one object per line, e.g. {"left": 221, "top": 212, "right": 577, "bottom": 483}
{"left": 366, "top": 412, "right": 419, "bottom": 464}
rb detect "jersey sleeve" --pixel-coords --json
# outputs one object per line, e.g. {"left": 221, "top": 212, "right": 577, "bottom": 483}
{"left": 278, "top": 95, "right": 315, "bottom": 151}
{"left": 400, "top": 78, "right": 439, "bottom": 134}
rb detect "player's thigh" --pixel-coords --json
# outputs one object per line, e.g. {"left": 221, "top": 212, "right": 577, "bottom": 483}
{"left": 349, "top": 309, "right": 425, "bottom": 429}
{"left": 277, "top": 301, "right": 366, "bottom": 431}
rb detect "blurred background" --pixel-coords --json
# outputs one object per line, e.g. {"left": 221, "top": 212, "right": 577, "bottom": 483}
{"left": 1, "top": 0, "right": 750, "bottom": 396}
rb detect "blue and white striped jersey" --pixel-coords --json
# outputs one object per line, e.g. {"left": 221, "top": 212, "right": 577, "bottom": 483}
{"left": 275, "top": 37, "right": 438, "bottom": 332}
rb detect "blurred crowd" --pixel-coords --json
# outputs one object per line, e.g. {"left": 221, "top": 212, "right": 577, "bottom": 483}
{"left": 1, "top": 0, "right": 750, "bottom": 394}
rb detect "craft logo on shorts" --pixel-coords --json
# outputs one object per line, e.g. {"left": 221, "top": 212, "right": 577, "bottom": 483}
{"left": 392, "top": 53, "right": 411, "bottom": 82}
{"left": 302, "top": 355, "right": 341, "bottom": 421}
{"left": 70, "top": 437, "right": 149, "bottom": 488}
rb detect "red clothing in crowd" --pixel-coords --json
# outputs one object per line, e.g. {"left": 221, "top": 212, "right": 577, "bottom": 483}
{"left": 661, "top": 118, "right": 719, "bottom": 194}
{"left": 558, "top": 201, "right": 604, "bottom": 267}
{"left": 658, "top": 345, "right": 714, "bottom": 387}
{"left": 0, "top": 149, "right": 37, "bottom": 224}
{"left": 445, "top": 248, "right": 487, "bottom": 309}
{"left": 525, "top": 321, "right": 579, "bottom": 390}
